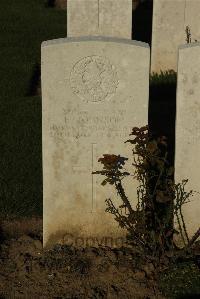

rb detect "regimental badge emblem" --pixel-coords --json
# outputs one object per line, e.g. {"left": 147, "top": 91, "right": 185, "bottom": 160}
{"left": 70, "top": 55, "right": 119, "bottom": 102}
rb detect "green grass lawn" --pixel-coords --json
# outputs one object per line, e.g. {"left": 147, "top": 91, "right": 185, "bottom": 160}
{"left": 0, "top": 0, "right": 66, "bottom": 216}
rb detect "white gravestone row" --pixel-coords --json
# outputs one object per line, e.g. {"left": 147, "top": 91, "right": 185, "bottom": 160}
{"left": 150, "top": 0, "right": 200, "bottom": 241}
{"left": 42, "top": 0, "right": 150, "bottom": 248}
{"left": 42, "top": 0, "right": 200, "bottom": 248}
{"left": 151, "top": 0, "right": 200, "bottom": 73}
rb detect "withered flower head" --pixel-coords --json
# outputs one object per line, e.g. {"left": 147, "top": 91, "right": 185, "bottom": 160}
{"left": 98, "top": 154, "right": 128, "bottom": 170}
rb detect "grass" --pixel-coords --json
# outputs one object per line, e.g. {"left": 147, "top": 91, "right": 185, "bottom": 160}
{"left": 159, "top": 260, "right": 200, "bottom": 298}
{"left": 150, "top": 70, "right": 177, "bottom": 86}
{"left": 0, "top": 0, "right": 66, "bottom": 216}
{"left": 0, "top": 0, "right": 66, "bottom": 100}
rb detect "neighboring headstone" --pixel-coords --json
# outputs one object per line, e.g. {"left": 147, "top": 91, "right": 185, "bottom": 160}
{"left": 67, "top": 0, "right": 132, "bottom": 39}
{"left": 151, "top": 0, "right": 200, "bottom": 73}
{"left": 42, "top": 37, "right": 150, "bottom": 247}
{"left": 175, "top": 42, "right": 200, "bottom": 241}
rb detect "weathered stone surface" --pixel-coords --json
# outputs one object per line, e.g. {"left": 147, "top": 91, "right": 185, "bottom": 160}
{"left": 67, "top": 0, "right": 132, "bottom": 39}
{"left": 41, "top": 37, "right": 150, "bottom": 247}
{"left": 175, "top": 42, "right": 200, "bottom": 240}
{"left": 151, "top": 0, "right": 200, "bottom": 73}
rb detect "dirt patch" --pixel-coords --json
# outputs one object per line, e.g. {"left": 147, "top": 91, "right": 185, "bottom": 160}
{"left": 0, "top": 217, "right": 166, "bottom": 298}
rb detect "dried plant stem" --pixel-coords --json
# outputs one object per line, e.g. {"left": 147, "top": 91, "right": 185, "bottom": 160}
{"left": 176, "top": 211, "right": 186, "bottom": 246}
{"left": 115, "top": 181, "right": 134, "bottom": 215}
{"left": 180, "top": 207, "right": 190, "bottom": 244}
{"left": 188, "top": 228, "right": 200, "bottom": 247}
{"left": 152, "top": 152, "right": 168, "bottom": 199}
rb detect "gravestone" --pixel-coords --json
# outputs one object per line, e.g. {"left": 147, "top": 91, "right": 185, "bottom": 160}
{"left": 42, "top": 0, "right": 150, "bottom": 248}
{"left": 175, "top": 42, "right": 200, "bottom": 241}
{"left": 67, "top": 0, "right": 132, "bottom": 39}
{"left": 151, "top": 0, "right": 200, "bottom": 73}
{"left": 42, "top": 37, "right": 150, "bottom": 247}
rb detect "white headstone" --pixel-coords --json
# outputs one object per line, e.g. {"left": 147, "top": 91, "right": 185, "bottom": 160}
{"left": 42, "top": 37, "right": 150, "bottom": 247}
{"left": 151, "top": 0, "right": 200, "bottom": 73}
{"left": 175, "top": 42, "right": 200, "bottom": 241}
{"left": 67, "top": 0, "right": 132, "bottom": 39}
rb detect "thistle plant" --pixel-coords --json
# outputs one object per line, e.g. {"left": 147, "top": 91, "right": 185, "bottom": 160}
{"left": 185, "top": 25, "right": 198, "bottom": 43}
{"left": 186, "top": 26, "right": 192, "bottom": 44}
{"left": 93, "top": 126, "right": 199, "bottom": 260}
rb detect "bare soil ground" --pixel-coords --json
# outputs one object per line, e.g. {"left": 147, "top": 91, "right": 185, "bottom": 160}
{"left": 0, "top": 217, "right": 165, "bottom": 299}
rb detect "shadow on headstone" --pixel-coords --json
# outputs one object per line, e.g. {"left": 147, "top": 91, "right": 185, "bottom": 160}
{"left": 148, "top": 73, "right": 177, "bottom": 166}
{"left": 132, "top": 0, "right": 153, "bottom": 46}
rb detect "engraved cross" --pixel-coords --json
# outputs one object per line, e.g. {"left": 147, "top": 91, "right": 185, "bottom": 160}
{"left": 72, "top": 143, "right": 97, "bottom": 212}
{"left": 97, "top": 0, "right": 100, "bottom": 28}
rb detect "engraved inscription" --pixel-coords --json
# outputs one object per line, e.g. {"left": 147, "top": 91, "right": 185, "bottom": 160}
{"left": 49, "top": 108, "right": 130, "bottom": 142}
{"left": 70, "top": 55, "right": 119, "bottom": 102}
{"left": 180, "top": 72, "right": 200, "bottom": 141}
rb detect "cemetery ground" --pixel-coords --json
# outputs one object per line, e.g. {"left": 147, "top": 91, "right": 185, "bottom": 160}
{"left": 0, "top": 0, "right": 199, "bottom": 298}
{"left": 0, "top": 216, "right": 199, "bottom": 298}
